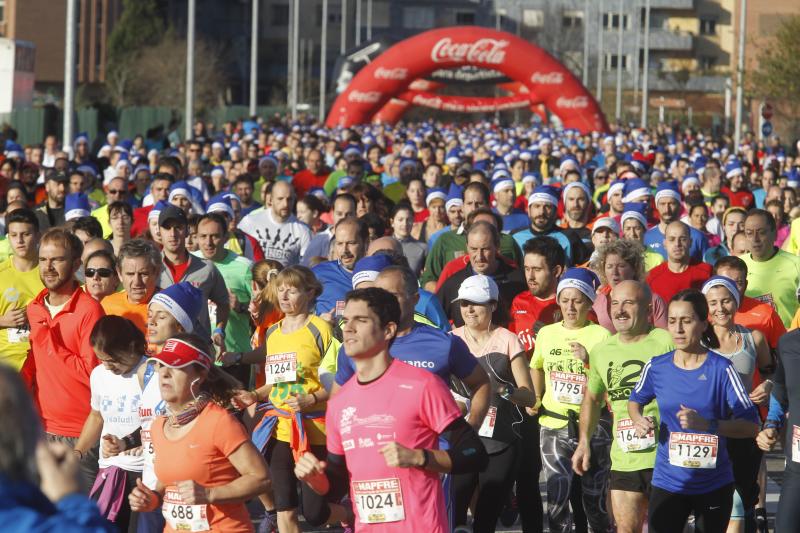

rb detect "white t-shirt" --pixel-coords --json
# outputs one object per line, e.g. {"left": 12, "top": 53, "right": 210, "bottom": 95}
{"left": 90, "top": 357, "right": 146, "bottom": 472}
{"left": 139, "top": 364, "right": 166, "bottom": 489}
{"left": 238, "top": 208, "right": 311, "bottom": 266}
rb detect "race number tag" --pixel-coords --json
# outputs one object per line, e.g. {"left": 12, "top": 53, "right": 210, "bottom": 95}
{"left": 352, "top": 478, "right": 405, "bottom": 524}
{"left": 792, "top": 426, "right": 800, "bottom": 463}
{"left": 162, "top": 490, "right": 210, "bottom": 532}
{"left": 616, "top": 418, "right": 656, "bottom": 452}
{"left": 479, "top": 406, "right": 497, "bottom": 438}
{"left": 207, "top": 302, "right": 218, "bottom": 330}
{"left": 668, "top": 432, "right": 718, "bottom": 469}
{"left": 549, "top": 371, "right": 586, "bottom": 404}
{"left": 7, "top": 327, "right": 29, "bottom": 343}
{"left": 265, "top": 352, "right": 298, "bottom": 384}
{"left": 141, "top": 429, "right": 155, "bottom": 467}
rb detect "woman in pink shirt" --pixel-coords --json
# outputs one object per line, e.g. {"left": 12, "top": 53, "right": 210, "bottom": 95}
{"left": 592, "top": 239, "right": 667, "bottom": 333}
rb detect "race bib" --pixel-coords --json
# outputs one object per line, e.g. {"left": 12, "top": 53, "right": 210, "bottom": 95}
{"left": 207, "top": 301, "right": 218, "bottom": 330}
{"left": 335, "top": 300, "right": 346, "bottom": 317}
{"left": 7, "top": 327, "right": 29, "bottom": 343}
{"left": 162, "top": 490, "right": 210, "bottom": 532}
{"left": 478, "top": 406, "right": 497, "bottom": 438}
{"left": 141, "top": 429, "right": 155, "bottom": 467}
{"left": 668, "top": 432, "right": 718, "bottom": 469}
{"left": 792, "top": 426, "right": 800, "bottom": 463}
{"left": 352, "top": 478, "right": 405, "bottom": 524}
{"left": 550, "top": 371, "right": 586, "bottom": 404}
{"left": 616, "top": 417, "right": 656, "bottom": 452}
{"left": 265, "top": 352, "right": 298, "bottom": 384}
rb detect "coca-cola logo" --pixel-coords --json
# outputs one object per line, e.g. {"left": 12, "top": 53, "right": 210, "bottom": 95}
{"left": 374, "top": 67, "right": 408, "bottom": 80}
{"left": 555, "top": 96, "right": 589, "bottom": 109}
{"left": 530, "top": 71, "right": 564, "bottom": 85}
{"left": 430, "top": 38, "right": 508, "bottom": 65}
{"left": 348, "top": 90, "right": 382, "bottom": 103}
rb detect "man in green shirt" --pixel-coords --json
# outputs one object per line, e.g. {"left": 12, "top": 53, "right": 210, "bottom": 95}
{"left": 420, "top": 182, "right": 521, "bottom": 291}
{"left": 573, "top": 280, "right": 674, "bottom": 533}
{"left": 741, "top": 209, "right": 800, "bottom": 327}
{"left": 194, "top": 213, "right": 253, "bottom": 370}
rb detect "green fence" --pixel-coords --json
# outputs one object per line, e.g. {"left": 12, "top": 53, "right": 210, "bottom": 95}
{"left": 0, "top": 105, "right": 288, "bottom": 146}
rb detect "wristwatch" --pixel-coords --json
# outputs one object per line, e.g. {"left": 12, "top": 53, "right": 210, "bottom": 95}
{"left": 707, "top": 418, "right": 719, "bottom": 434}
{"left": 233, "top": 352, "right": 243, "bottom": 365}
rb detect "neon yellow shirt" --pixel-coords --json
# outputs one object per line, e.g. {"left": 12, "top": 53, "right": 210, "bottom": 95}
{"left": 0, "top": 257, "right": 44, "bottom": 370}
{"left": 587, "top": 328, "right": 674, "bottom": 471}
{"left": 531, "top": 321, "right": 611, "bottom": 429}
{"left": 742, "top": 250, "right": 800, "bottom": 328}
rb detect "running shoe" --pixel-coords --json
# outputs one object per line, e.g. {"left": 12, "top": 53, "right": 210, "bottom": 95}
{"left": 256, "top": 509, "right": 278, "bottom": 533}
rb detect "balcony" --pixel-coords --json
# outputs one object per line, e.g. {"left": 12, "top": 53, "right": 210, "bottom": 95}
{"left": 646, "top": 29, "right": 693, "bottom": 51}
{"left": 647, "top": 0, "right": 694, "bottom": 9}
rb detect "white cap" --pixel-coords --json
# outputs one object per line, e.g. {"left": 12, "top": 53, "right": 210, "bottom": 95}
{"left": 592, "top": 217, "right": 620, "bottom": 234}
{"left": 452, "top": 275, "right": 499, "bottom": 304}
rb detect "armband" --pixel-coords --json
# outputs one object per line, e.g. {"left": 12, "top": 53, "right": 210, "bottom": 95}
{"left": 122, "top": 428, "right": 142, "bottom": 450}
{"left": 420, "top": 449, "right": 430, "bottom": 468}
{"left": 499, "top": 383, "right": 516, "bottom": 400}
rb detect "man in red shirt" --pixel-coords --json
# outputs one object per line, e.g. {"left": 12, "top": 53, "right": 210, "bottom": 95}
{"left": 509, "top": 235, "right": 565, "bottom": 353}
{"left": 24, "top": 228, "right": 105, "bottom": 446}
{"left": 506, "top": 234, "right": 566, "bottom": 532}
{"left": 721, "top": 160, "right": 755, "bottom": 209}
{"left": 291, "top": 149, "right": 330, "bottom": 199}
{"left": 646, "top": 221, "right": 712, "bottom": 303}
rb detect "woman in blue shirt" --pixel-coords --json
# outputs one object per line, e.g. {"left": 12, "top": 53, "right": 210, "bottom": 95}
{"left": 628, "top": 289, "right": 760, "bottom": 533}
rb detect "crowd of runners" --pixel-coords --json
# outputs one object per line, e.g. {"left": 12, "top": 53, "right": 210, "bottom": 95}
{"left": 1, "top": 116, "right": 800, "bottom": 533}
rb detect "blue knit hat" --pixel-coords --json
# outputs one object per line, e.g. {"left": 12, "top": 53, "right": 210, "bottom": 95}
{"left": 64, "top": 193, "right": 91, "bottom": 221}
{"left": 557, "top": 267, "right": 601, "bottom": 302}
{"left": 352, "top": 255, "right": 394, "bottom": 288}
{"left": 149, "top": 282, "right": 204, "bottom": 333}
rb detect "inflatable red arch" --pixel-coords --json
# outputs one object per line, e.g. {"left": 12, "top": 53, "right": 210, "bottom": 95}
{"left": 326, "top": 26, "right": 609, "bottom": 133}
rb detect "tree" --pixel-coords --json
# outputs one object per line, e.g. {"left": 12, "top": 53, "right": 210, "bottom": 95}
{"left": 105, "top": 0, "right": 166, "bottom": 107}
{"left": 750, "top": 15, "right": 800, "bottom": 133}
{"left": 122, "top": 30, "right": 228, "bottom": 111}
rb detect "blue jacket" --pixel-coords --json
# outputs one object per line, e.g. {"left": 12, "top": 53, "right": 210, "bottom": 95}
{"left": 0, "top": 476, "right": 114, "bottom": 532}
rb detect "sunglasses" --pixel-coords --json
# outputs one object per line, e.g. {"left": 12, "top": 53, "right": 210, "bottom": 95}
{"left": 85, "top": 267, "right": 114, "bottom": 278}
{"left": 108, "top": 189, "right": 126, "bottom": 195}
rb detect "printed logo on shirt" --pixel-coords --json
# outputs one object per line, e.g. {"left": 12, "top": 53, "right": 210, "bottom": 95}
{"left": 359, "top": 437, "right": 375, "bottom": 448}
{"left": 606, "top": 360, "right": 647, "bottom": 402}
{"left": 343, "top": 439, "right": 355, "bottom": 451}
{"left": 699, "top": 374, "right": 707, "bottom": 381}
{"left": 339, "top": 407, "right": 396, "bottom": 435}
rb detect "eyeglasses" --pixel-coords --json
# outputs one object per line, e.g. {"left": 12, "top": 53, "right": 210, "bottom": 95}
{"left": 85, "top": 267, "right": 114, "bottom": 278}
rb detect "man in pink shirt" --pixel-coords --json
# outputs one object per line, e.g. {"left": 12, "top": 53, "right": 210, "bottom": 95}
{"left": 294, "top": 287, "right": 488, "bottom": 532}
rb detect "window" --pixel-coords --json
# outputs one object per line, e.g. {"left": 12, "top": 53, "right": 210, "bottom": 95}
{"left": 605, "top": 53, "right": 630, "bottom": 70}
{"left": 271, "top": 4, "right": 289, "bottom": 26}
{"left": 603, "top": 13, "right": 629, "bottom": 30}
{"left": 562, "top": 10, "right": 583, "bottom": 29}
{"left": 456, "top": 11, "right": 475, "bottom": 25}
{"left": 699, "top": 18, "right": 716, "bottom": 35}
{"left": 699, "top": 56, "right": 717, "bottom": 69}
{"left": 402, "top": 6, "right": 434, "bottom": 29}
{"left": 523, "top": 9, "right": 544, "bottom": 28}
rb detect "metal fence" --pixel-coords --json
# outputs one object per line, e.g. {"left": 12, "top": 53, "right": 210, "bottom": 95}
{"left": 0, "top": 105, "right": 287, "bottom": 146}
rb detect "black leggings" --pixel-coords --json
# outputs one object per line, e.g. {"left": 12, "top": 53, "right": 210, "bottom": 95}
{"left": 515, "top": 414, "right": 544, "bottom": 533}
{"left": 649, "top": 484, "right": 734, "bottom": 533}
{"left": 264, "top": 439, "right": 331, "bottom": 526}
{"left": 453, "top": 441, "right": 518, "bottom": 532}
